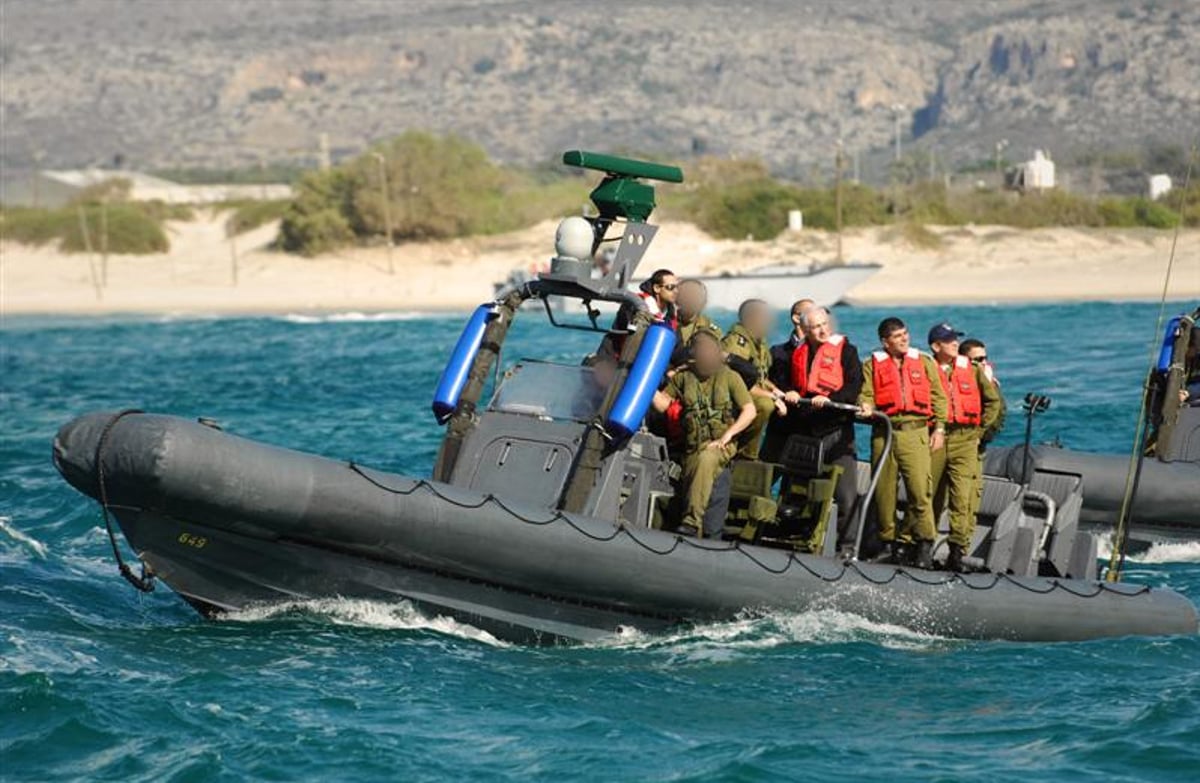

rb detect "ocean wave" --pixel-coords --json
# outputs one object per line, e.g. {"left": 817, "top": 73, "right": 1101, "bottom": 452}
{"left": 277, "top": 311, "right": 435, "bottom": 324}
{"left": 600, "top": 609, "right": 948, "bottom": 655}
{"left": 217, "top": 597, "right": 507, "bottom": 646}
{"left": 0, "top": 516, "right": 49, "bottom": 559}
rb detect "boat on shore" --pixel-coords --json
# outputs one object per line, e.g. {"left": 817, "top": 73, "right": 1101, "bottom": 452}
{"left": 53, "top": 152, "right": 1197, "bottom": 643}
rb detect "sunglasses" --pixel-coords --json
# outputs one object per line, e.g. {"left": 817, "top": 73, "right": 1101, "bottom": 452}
{"left": 971, "top": 355, "right": 988, "bottom": 362}
{"left": 660, "top": 283, "right": 678, "bottom": 291}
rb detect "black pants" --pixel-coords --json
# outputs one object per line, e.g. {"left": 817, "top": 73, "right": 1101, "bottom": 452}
{"left": 831, "top": 451, "right": 860, "bottom": 546}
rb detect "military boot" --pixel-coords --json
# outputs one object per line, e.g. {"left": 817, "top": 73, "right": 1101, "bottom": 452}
{"left": 945, "top": 542, "right": 966, "bottom": 573}
{"left": 914, "top": 540, "right": 934, "bottom": 570}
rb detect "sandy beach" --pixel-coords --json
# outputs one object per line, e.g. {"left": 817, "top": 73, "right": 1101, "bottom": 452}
{"left": 2, "top": 211, "right": 1197, "bottom": 317}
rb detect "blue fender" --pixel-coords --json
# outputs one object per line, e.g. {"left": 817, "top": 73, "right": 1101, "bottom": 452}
{"left": 432, "top": 305, "right": 494, "bottom": 424}
{"left": 606, "top": 321, "right": 677, "bottom": 440}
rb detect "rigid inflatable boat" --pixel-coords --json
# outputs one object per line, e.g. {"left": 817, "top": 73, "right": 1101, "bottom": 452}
{"left": 986, "top": 309, "right": 1200, "bottom": 544}
{"left": 53, "top": 152, "right": 1197, "bottom": 643}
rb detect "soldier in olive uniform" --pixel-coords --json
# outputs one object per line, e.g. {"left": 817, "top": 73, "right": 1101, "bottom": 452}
{"left": 654, "top": 331, "right": 758, "bottom": 537}
{"left": 672, "top": 279, "right": 723, "bottom": 370}
{"left": 960, "top": 337, "right": 1006, "bottom": 521}
{"left": 721, "top": 299, "right": 788, "bottom": 460}
{"left": 927, "top": 324, "right": 1003, "bottom": 571}
{"left": 858, "top": 317, "right": 949, "bottom": 568}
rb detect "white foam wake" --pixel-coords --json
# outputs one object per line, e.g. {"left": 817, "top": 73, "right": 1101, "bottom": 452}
{"left": 278, "top": 311, "right": 433, "bottom": 324}
{"left": 218, "top": 597, "right": 507, "bottom": 646}
{"left": 0, "top": 516, "right": 49, "bottom": 559}
{"left": 1096, "top": 536, "right": 1200, "bottom": 564}
{"left": 601, "top": 609, "right": 946, "bottom": 654}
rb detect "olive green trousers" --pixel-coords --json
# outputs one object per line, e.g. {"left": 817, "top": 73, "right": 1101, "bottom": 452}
{"left": 681, "top": 443, "right": 736, "bottom": 533}
{"left": 870, "top": 425, "right": 935, "bottom": 544}
{"left": 931, "top": 427, "right": 983, "bottom": 548}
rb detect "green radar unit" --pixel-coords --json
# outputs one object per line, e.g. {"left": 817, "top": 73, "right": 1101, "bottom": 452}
{"left": 562, "top": 150, "right": 684, "bottom": 223}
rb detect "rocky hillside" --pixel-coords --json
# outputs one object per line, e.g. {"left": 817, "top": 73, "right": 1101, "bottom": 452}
{"left": 2, "top": 0, "right": 1196, "bottom": 177}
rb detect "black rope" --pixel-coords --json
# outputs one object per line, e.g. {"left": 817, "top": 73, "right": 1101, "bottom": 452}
{"left": 345, "top": 463, "right": 1150, "bottom": 599}
{"left": 95, "top": 409, "right": 155, "bottom": 593}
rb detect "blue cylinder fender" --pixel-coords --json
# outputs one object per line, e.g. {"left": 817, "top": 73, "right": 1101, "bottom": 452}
{"left": 1156, "top": 316, "right": 1182, "bottom": 373}
{"left": 432, "top": 304, "right": 495, "bottom": 424}
{"left": 606, "top": 321, "right": 677, "bottom": 440}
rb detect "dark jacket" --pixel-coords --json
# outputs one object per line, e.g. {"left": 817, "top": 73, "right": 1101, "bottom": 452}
{"left": 780, "top": 337, "right": 864, "bottom": 456}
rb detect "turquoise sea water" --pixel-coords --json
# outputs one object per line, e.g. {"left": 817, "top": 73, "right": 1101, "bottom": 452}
{"left": 2, "top": 301, "right": 1198, "bottom": 782}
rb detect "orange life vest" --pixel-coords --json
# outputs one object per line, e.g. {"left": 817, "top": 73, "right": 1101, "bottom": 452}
{"left": 938, "top": 355, "right": 983, "bottom": 426}
{"left": 871, "top": 348, "right": 932, "bottom": 416}
{"left": 791, "top": 334, "right": 846, "bottom": 396}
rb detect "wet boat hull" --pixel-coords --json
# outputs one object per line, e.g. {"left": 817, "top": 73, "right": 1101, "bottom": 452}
{"left": 55, "top": 412, "right": 1198, "bottom": 643}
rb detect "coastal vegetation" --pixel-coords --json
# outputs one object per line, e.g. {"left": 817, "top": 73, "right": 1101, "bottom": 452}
{"left": 4, "top": 133, "right": 1196, "bottom": 255}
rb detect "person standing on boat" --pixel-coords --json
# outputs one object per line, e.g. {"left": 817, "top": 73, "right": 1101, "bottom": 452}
{"left": 722, "top": 299, "right": 788, "bottom": 460}
{"left": 761, "top": 298, "right": 815, "bottom": 462}
{"left": 960, "top": 337, "right": 1007, "bottom": 520}
{"left": 653, "top": 331, "right": 758, "bottom": 537}
{"left": 928, "top": 325, "right": 1003, "bottom": 572}
{"left": 599, "top": 268, "right": 679, "bottom": 362}
{"left": 858, "top": 317, "right": 948, "bottom": 568}
{"left": 785, "top": 306, "right": 864, "bottom": 549}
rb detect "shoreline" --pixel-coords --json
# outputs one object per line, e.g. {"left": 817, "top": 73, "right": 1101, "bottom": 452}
{"left": 3, "top": 217, "right": 1197, "bottom": 318}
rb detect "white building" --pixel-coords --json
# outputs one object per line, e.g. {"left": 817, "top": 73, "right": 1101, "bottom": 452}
{"left": 1148, "top": 174, "right": 1173, "bottom": 200}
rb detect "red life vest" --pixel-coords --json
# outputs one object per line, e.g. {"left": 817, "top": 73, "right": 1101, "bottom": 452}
{"left": 871, "top": 348, "right": 932, "bottom": 416}
{"left": 791, "top": 334, "right": 846, "bottom": 396}
{"left": 938, "top": 355, "right": 983, "bottom": 425}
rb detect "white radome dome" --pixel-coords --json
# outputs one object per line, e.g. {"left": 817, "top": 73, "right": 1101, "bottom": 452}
{"left": 554, "top": 216, "right": 594, "bottom": 262}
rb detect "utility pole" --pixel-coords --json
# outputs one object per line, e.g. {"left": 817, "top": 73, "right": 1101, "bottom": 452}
{"left": 891, "top": 104, "right": 905, "bottom": 162}
{"left": 994, "top": 138, "right": 1009, "bottom": 187}
{"left": 99, "top": 194, "right": 109, "bottom": 288}
{"left": 834, "top": 139, "right": 845, "bottom": 264}
{"left": 928, "top": 147, "right": 936, "bottom": 182}
{"left": 373, "top": 152, "right": 395, "bottom": 275}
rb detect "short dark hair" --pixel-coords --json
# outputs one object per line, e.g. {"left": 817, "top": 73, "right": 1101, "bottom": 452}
{"left": 738, "top": 298, "right": 768, "bottom": 321}
{"left": 791, "top": 299, "right": 814, "bottom": 317}
{"left": 639, "top": 269, "right": 675, "bottom": 296}
{"left": 960, "top": 338, "right": 986, "bottom": 354}
{"left": 877, "top": 317, "right": 906, "bottom": 340}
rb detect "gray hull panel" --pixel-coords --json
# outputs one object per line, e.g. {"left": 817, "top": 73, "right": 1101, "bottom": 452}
{"left": 56, "top": 412, "right": 1198, "bottom": 642}
{"left": 986, "top": 445, "right": 1200, "bottom": 537}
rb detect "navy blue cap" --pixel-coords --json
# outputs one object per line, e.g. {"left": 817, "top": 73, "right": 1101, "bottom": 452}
{"left": 927, "top": 322, "right": 964, "bottom": 344}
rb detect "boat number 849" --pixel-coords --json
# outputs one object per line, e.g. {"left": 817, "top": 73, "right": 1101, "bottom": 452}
{"left": 177, "top": 532, "right": 208, "bottom": 549}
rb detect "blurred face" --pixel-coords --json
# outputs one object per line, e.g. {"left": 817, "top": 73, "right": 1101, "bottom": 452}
{"left": 882, "top": 326, "right": 910, "bottom": 357}
{"left": 932, "top": 338, "right": 959, "bottom": 363}
{"left": 744, "top": 304, "right": 772, "bottom": 339}
{"left": 676, "top": 281, "right": 706, "bottom": 321}
{"left": 791, "top": 300, "right": 814, "bottom": 335}
{"left": 692, "top": 336, "right": 723, "bottom": 377}
{"left": 653, "top": 275, "right": 679, "bottom": 305}
{"left": 805, "top": 311, "right": 833, "bottom": 344}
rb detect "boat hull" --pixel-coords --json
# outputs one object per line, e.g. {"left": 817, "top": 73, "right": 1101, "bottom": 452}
{"left": 55, "top": 412, "right": 1197, "bottom": 643}
{"left": 985, "top": 445, "right": 1200, "bottom": 543}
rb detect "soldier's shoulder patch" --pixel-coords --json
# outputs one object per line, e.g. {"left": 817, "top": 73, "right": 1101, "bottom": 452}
{"left": 736, "top": 335, "right": 747, "bottom": 347}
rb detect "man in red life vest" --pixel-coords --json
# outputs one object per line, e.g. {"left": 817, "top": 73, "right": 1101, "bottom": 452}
{"left": 781, "top": 306, "right": 863, "bottom": 548}
{"left": 761, "top": 298, "right": 815, "bottom": 462}
{"left": 636, "top": 268, "right": 679, "bottom": 326}
{"left": 959, "top": 337, "right": 1007, "bottom": 524}
{"left": 927, "top": 324, "right": 1003, "bottom": 572}
{"left": 858, "top": 317, "right": 949, "bottom": 568}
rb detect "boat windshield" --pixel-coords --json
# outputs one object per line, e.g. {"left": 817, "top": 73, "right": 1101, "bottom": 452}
{"left": 489, "top": 361, "right": 613, "bottom": 422}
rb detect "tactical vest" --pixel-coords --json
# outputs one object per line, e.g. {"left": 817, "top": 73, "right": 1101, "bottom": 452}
{"left": 871, "top": 348, "right": 933, "bottom": 416}
{"left": 791, "top": 334, "right": 846, "bottom": 396}
{"left": 938, "top": 355, "right": 983, "bottom": 426}
{"left": 677, "top": 369, "right": 733, "bottom": 451}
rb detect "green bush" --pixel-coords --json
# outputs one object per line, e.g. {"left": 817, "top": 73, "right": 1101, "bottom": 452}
{"left": 222, "top": 199, "right": 291, "bottom": 236}
{"left": 689, "top": 178, "right": 800, "bottom": 240}
{"left": 0, "top": 202, "right": 168, "bottom": 254}
{"left": 275, "top": 131, "right": 580, "bottom": 255}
